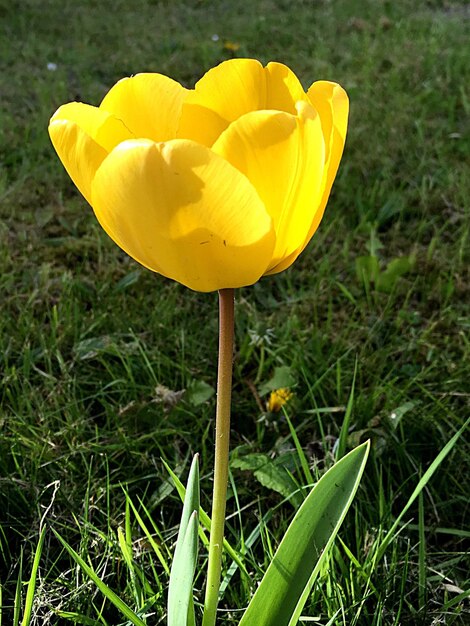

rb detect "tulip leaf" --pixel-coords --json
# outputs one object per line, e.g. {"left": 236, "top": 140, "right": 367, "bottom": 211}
{"left": 167, "top": 455, "right": 200, "bottom": 626}
{"left": 239, "top": 441, "right": 370, "bottom": 626}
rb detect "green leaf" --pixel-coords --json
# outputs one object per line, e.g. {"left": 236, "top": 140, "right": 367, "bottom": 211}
{"left": 186, "top": 380, "right": 215, "bottom": 406}
{"left": 126, "top": 494, "right": 170, "bottom": 575}
{"left": 239, "top": 441, "right": 370, "bottom": 626}
{"left": 355, "top": 255, "right": 379, "bottom": 286}
{"left": 376, "top": 255, "right": 414, "bottom": 292}
{"left": 259, "top": 365, "right": 296, "bottom": 396}
{"left": 167, "top": 455, "right": 200, "bottom": 626}
{"left": 232, "top": 453, "right": 302, "bottom": 507}
{"left": 113, "top": 270, "right": 141, "bottom": 292}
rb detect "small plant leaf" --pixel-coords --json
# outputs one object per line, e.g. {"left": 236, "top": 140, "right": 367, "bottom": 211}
{"left": 376, "top": 255, "right": 415, "bottom": 292}
{"left": 186, "top": 380, "right": 215, "bottom": 406}
{"left": 167, "top": 455, "right": 200, "bottom": 626}
{"left": 355, "top": 255, "right": 379, "bottom": 286}
{"left": 259, "top": 365, "right": 296, "bottom": 396}
{"left": 232, "top": 453, "right": 302, "bottom": 507}
{"left": 239, "top": 441, "right": 370, "bottom": 626}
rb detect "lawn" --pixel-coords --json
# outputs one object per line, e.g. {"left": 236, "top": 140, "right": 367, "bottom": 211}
{"left": 0, "top": 0, "right": 469, "bottom": 624}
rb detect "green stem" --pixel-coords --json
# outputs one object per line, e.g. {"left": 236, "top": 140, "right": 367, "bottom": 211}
{"left": 202, "top": 288, "right": 235, "bottom": 626}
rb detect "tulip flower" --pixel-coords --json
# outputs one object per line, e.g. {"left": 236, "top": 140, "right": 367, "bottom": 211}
{"left": 49, "top": 59, "right": 350, "bottom": 626}
{"left": 49, "top": 59, "right": 348, "bottom": 292}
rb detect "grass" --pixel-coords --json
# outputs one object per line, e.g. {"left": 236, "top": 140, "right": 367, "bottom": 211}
{"left": 1, "top": 0, "right": 469, "bottom": 623}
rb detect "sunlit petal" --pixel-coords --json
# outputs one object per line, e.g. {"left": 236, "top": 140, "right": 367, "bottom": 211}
{"left": 100, "top": 73, "right": 188, "bottom": 142}
{"left": 50, "top": 102, "right": 134, "bottom": 152}
{"left": 308, "top": 80, "right": 348, "bottom": 171}
{"left": 178, "top": 59, "right": 310, "bottom": 147}
{"left": 213, "top": 100, "right": 325, "bottom": 268}
{"left": 49, "top": 119, "right": 108, "bottom": 204}
{"left": 178, "top": 59, "right": 266, "bottom": 146}
{"left": 264, "top": 61, "right": 310, "bottom": 114}
{"left": 91, "top": 139, "right": 275, "bottom": 291}
{"left": 267, "top": 82, "right": 349, "bottom": 274}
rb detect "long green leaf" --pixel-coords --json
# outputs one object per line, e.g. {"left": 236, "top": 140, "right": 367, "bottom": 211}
{"left": 21, "top": 524, "right": 46, "bottom": 626}
{"left": 53, "top": 529, "right": 147, "bottom": 626}
{"left": 239, "top": 441, "right": 370, "bottom": 626}
{"left": 167, "top": 455, "right": 199, "bottom": 626}
{"left": 167, "top": 512, "right": 199, "bottom": 626}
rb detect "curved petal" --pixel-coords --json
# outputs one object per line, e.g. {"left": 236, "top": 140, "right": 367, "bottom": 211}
{"left": 50, "top": 102, "right": 134, "bottom": 152}
{"left": 264, "top": 61, "right": 310, "bottom": 114}
{"left": 49, "top": 102, "right": 134, "bottom": 204}
{"left": 267, "top": 81, "right": 349, "bottom": 274}
{"left": 91, "top": 139, "right": 275, "bottom": 292}
{"left": 177, "top": 59, "right": 310, "bottom": 147}
{"left": 307, "top": 80, "right": 348, "bottom": 173}
{"left": 212, "top": 100, "right": 325, "bottom": 269}
{"left": 49, "top": 118, "right": 108, "bottom": 204}
{"left": 99, "top": 73, "right": 187, "bottom": 142}
{"left": 178, "top": 59, "right": 266, "bottom": 146}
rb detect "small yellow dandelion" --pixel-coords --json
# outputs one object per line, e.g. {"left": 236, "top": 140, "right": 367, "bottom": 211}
{"left": 266, "top": 388, "right": 293, "bottom": 413}
{"left": 223, "top": 41, "right": 241, "bottom": 52}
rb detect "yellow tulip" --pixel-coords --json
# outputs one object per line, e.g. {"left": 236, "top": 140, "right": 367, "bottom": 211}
{"left": 49, "top": 59, "right": 348, "bottom": 292}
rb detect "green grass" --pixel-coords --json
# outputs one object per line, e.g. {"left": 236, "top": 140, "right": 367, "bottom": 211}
{"left": 1, "top": 0, "right": 469, "bottom": 624}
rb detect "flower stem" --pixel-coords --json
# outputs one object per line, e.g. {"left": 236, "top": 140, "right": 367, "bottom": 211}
{"left": 202, "top": 288, "right": 235, "bottom": 626}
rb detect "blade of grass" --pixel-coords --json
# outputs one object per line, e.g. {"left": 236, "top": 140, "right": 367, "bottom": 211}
{"left": 21, "top": 524, "right": 46, "bottom": 626}
{"left": 13, "top": 551, "right": 23, "bottom": 626}
{"left": 53, "top": 529, "right": 147, "bottom": 626}
{"left": 127, "top": 494, "right": 170, "bottom": 576}
{"left": 285, "top": 414, "right": 314, "bottom": 486}
{"left": 376, "top": 416, "right": 470, "bottom": 562}
{"left": 335, "top": 359, "right": 357, "bottom": 460}
{"left": 418, "top": 490, "right": 426, "bottom": 611}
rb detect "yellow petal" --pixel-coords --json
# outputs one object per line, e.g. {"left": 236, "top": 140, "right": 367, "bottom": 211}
{"left": 49, "top": 102, "right": 134, "bottom": 203}
{"left": 91, "top": 139, "right": 275, "bottom": 292}
{"left": 268, "top": 81, "right": 349, "bottom": 274}
{"left": 50, "top": 102, "right": 134, "bottom": 152}
{"left": 49, "top": 119, "right": 108, "bottom": 204}
{"left": 100, "top": 73, "right": 187, "bottom": 142}
{"left": 307, "top": 80, "right": 348, "bottom": 171}
{"left": 264, "top": 61, "right": 310, "bottom": 114}
{"left": 178, "top": 59, "right": 266, "bottom": 146}
{"left": 178, "top": 59, "right": 309, "bottom": 147}
{"left": 212, "top": 100, "right": 325, "bottom": 269}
